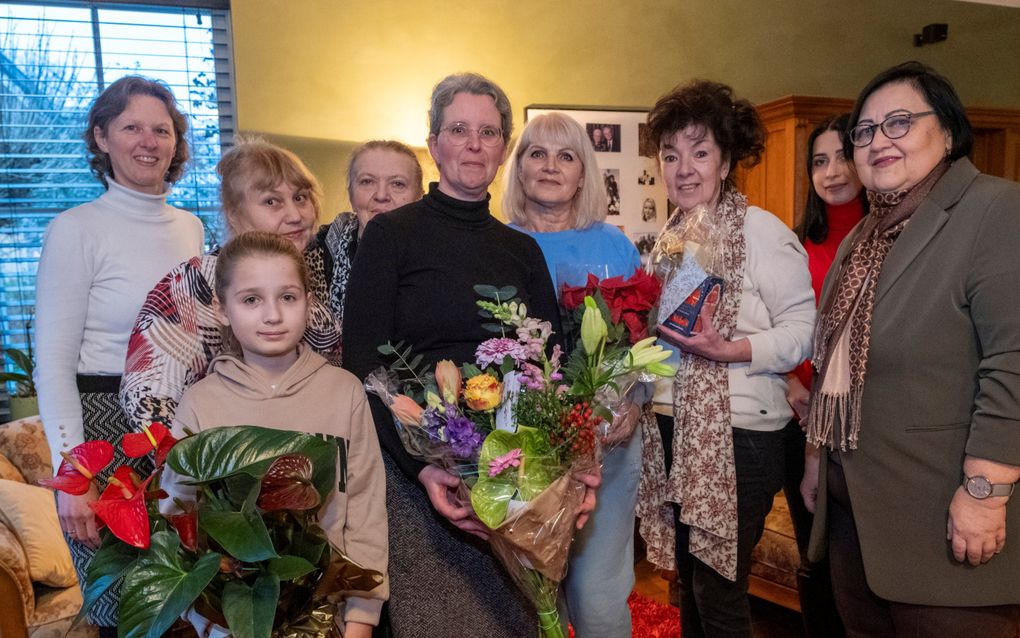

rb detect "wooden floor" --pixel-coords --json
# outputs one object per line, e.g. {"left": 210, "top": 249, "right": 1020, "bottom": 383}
{"left": 632, "top": 559, "right": 807, "bottom": 637}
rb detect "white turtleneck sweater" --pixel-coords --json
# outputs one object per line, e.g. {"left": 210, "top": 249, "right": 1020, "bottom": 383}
{"left": 34, "top": 179, "right": 204, "bottom": 469}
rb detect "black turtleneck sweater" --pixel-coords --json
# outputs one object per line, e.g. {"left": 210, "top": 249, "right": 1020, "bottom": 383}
{"left": 343, "top": 183, "right": 561, "bottom": 480}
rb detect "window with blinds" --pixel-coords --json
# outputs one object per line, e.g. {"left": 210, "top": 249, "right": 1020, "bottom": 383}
{"left": 0, "top": 0, "right": 234, "bottom": 378}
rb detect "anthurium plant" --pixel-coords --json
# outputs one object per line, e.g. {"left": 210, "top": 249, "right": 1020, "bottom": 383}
{"left": 41, "top": 425, "right": 383, "bottom": 638}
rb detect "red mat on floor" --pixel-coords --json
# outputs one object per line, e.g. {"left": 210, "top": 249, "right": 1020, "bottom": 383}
{"left": 568, "top": 592, "right": 680, "bottom": 637}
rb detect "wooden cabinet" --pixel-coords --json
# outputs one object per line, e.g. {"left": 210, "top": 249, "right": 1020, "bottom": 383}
{"left": 735, "top": 96, "right": 1020, "bottom": 230}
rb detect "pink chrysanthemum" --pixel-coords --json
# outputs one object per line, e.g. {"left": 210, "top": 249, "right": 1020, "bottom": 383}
{"left": 475, "top": 338, "right": 528, "bottom": 369}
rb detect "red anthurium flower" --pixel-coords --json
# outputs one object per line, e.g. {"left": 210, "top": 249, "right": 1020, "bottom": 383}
{"left": 122, "top": 422, "right": 178, "bottom": 467}
{"left": 166, "top": 510, "right": 198, "bottom": 552}
{"left": 90, "top": 466, "right": 154, "bottom": 549}
{"left": 38, "top": 440, "right": 114, "bottom": 495}
{"left": 257, "top": 454, "right": 320, "bottom": 512}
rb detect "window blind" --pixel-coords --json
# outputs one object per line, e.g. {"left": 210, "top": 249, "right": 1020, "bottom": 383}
{"left": 0, "top": 0, "right": 234, "bottom": 382}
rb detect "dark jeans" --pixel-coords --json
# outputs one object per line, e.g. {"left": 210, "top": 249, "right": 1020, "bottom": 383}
{"left": 674, "top": 427, "right": 786, "bottom": 638}
{"left": 782, "top": 420, "right": 845, "bottom": 638}
{"left": 827, "top": 458, "right": 1020, "bottom": 638}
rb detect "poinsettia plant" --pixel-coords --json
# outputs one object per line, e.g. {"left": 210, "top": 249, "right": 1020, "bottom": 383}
{"left": 41, "top": 424, "right": 383, "bottom": 638}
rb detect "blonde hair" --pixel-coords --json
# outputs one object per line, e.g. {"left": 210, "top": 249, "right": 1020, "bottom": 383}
{"left": 214, "top": 231, "right": 310, "bottom": 353}
{"left": 217, "top": 136, "right": 323, "bottom": 236}
{"left": 502, "top": 113, "right": 607, "bottom": 229}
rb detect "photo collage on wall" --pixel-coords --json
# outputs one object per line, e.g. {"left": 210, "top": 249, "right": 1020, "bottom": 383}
{"left": 525, "top": 106, "right": 669, "bottom": 265}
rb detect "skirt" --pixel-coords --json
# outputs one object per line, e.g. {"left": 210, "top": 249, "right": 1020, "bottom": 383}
{"left": 382, "top": 451, "right": 537, "bottom": 637}
{"left": 66, "top": 375, "right": 152, "bottom": 627}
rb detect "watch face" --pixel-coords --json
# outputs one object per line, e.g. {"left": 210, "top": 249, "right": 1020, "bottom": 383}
{"left": 966, "top": 476, "right": 993, "bottom": 499}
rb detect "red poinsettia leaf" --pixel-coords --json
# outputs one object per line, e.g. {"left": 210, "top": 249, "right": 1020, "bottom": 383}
{"left": 90, "top": 471, "right": 154, "bottom": 549}
{"left": 257, "top": 454, "right": 320, "bottom": 512}
{"left": 38, "top": 440, "right": 115, "bottom": 495}
{"left": 621, "top": 311, "right": 649, "bottom": 344}
{"left": 167, "top": 511, "right": 198, "bottom": 552}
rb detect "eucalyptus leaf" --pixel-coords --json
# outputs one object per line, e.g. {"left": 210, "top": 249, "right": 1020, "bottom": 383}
{"left": 497, "top": 285, "right": 518, "bottom": 300}
{"left": 118, "top": 531, "right": 221, "bottom": 638}
{"left": 474, "top": 284, "right": 499, "bottom": 299}
{"left": 377, "top": 343, "right": 395, "bottom": 355}
{"left": 222, "top": 573, "right": 280, "bottom": 638}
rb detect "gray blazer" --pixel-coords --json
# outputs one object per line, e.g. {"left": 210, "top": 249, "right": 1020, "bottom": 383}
{"left": 807, "top": 158, "right": 1020, "bottom": 606}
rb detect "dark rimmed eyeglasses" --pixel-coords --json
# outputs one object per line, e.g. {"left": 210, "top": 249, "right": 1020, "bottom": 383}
{"left": 438, "top": 122, "right": 504, "bottom": 147}
{"left": 849, "top": 111, "right": 936, "bottom": 147}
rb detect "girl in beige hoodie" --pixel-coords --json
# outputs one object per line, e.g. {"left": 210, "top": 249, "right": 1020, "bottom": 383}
{"left": 172, "top": 231, "right": 387, "bottom": 637}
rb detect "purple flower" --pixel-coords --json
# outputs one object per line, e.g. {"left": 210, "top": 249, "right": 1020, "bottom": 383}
{"left": 475, "top": 338, "right": 528, "bottom": 369}
{"left": 421, "top": 407, "right": 445, "bottom": 441}
{"left": 444, "top": 414, "right": 484, "bottom": 458}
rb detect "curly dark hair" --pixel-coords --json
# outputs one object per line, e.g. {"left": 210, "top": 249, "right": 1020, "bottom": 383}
{"left": 84, "top": 75, "right": 190, "bottom": 187}
{"left": 797, "top": 113, "right": 869, "bottom": 244}
{"left": 644, "top": 80, "right": 766, "bottom": 187}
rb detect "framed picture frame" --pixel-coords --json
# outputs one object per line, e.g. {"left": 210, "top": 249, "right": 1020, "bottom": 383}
{"left": 524, "top": 105, "right": 669, "bottom": 263}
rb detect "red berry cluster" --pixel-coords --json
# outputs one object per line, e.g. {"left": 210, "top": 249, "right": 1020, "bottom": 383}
{"left": 553, "top": 401, "right": 598, "bottom": 459}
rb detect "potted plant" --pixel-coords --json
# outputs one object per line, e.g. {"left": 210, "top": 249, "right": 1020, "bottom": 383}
{"left": 1, "top": 345, "right": 37, "bottom": 421}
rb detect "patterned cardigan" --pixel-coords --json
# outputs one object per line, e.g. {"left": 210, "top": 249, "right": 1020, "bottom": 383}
{"left": 119, "top": 216, "right": 359, "bottom": 431}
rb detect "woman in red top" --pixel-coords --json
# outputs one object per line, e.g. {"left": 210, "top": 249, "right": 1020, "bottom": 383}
{"left": 785, "top": 113, "right": 867, "bottom": 637}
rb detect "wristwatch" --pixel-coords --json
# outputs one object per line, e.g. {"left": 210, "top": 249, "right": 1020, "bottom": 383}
{"left": 963, "top": 475, "right": 1016, "bottom": 499}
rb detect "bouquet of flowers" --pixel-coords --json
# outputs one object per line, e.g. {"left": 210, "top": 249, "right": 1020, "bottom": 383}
{"left": 366, "top": 284, "right": 673, "bottom": 637}
{"left": 560, "top": 268, "right": 671, "bottom": 446}
{"left": 40, "top": 424, "right": 383, "bottom": 638}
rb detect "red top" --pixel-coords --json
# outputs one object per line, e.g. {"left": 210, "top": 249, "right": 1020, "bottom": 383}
{"left": 795, "top": 197, "right": 866, "bottom": 387}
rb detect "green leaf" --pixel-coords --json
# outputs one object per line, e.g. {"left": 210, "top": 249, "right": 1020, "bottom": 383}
{"left": 497, "top": 285, "right": 518, "bottom": 300}
{"left": 461, "top": 363, "right": 483, "bottom": 378}
{"left": 267, "top": 555, "right": 316, "bottom": 581}
{"left": 470, "top": 427, "right": 559, "bottom": 528}
{"left": 200, "top": 483, "right": 277, "bottom": 562}
{"left": 167, "top": 426, "right": 337, "bottom": 500}
{"left": 78, "top": 532, "right": 141, "bottom": 625}
{"left": 118, "top": 531, "right": 221, "bottom": 638}
{"left": 5, "top": 348, "right": 33, "bottom": 375}
{"left": 221, "top": 573, "right": 280, "bottom": 638}
{"left": 473, "top": 284, "right": 499, "bottom": 299}
{"left": 377, "top": 343, "right": 395, "bottom": 355}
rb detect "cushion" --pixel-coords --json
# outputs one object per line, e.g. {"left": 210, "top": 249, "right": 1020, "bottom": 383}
{"left": 0, "top": 453, "right": 26, "bottom": 483}
{"left": 0, "top": 417, "right": 52, "bottom": 485}
{"left": 0, "top": 522, "right": 34, "bottom": 615}
{"left": 0, "top": 480, "right": 76, "bottom": 587}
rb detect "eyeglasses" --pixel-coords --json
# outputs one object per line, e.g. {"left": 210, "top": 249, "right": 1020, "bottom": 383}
{"left": 849, "top": 111, "right": 936, "bottom": 147}
{"left": 438, "top": 122, "right": 504, "bottom": 147}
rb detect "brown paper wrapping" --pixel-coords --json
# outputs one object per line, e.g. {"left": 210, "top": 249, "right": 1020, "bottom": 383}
{"left": 473, "top": 464, "right": 590, "bottom": 584}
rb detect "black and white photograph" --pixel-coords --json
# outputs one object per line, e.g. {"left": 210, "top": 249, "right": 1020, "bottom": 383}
{"left": 604, "top": 169, "right": 621, "bottom": 215}
{"left": 641, "top": 197, "right": 657, "bottom": 222}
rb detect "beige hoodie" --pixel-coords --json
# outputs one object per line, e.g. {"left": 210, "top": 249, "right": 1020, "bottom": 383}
{"left": 173, "top": 345, "right": 388, "bottom": 626}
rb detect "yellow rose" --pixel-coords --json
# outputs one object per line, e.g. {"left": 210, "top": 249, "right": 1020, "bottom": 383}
{"left": 464, "top": 374, "right": 503, "bottom": 411}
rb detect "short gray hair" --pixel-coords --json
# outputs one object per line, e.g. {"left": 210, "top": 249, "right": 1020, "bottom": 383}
{"left": 428, "top": 73, "right": 513, "bottom": 144}
{"left": 502, "top": 112, "right": 606, "bottom": 229}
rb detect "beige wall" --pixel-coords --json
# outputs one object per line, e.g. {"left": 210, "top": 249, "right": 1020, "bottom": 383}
{"left": 230, "top": 0, "right": 1020, "bottom": 219}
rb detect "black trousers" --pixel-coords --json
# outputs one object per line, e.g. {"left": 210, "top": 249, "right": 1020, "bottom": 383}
{"left": 782, "top": 420, "right": 845, "bottom": 637}
{"left": 673, "top": 427, "right": 786, "bottom": 638}
{"left": 827, "top": 458, "right": 1020, "bottom": 638}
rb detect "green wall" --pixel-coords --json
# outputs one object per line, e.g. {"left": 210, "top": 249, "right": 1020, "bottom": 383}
{"left": 230, "top": 0, "right": 1020, "bottom": 217}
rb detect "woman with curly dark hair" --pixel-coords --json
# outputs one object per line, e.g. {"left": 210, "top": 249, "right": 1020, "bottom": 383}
{"left": 638, "top": 80, "right": 815, "bottom": 637}
{"left": 34, "top": 75, "right": 204, "bottom": 635}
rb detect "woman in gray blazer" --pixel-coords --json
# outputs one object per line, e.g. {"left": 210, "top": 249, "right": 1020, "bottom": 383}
{"left": 805, "top": 61, "right": 1020, "bottom": 637}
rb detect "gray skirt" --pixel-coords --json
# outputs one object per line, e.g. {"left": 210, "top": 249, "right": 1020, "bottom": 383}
{"left": 383, "top": 451, "right": 538, "bottom": 637}
{"left": 66, "top": 378, "right": 151, "bottom": 628}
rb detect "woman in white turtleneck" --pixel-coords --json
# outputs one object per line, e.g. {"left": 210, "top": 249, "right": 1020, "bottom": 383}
{"left": 33, "top": 75, "right": 203, "bottom": 636}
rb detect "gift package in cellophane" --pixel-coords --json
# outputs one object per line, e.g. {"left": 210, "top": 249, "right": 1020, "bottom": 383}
{"left": 649, "top": 204, "right": 727, "bottom": 336}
